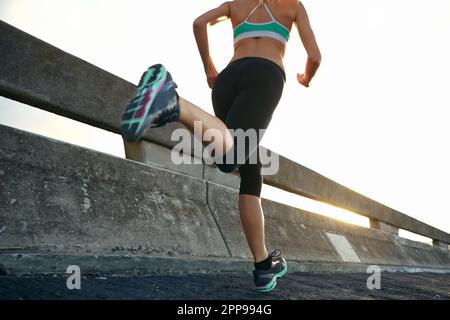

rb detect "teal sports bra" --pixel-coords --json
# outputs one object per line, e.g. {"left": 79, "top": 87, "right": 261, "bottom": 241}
{"left": 233, "top": 0, "right": 290, "bottom": 45}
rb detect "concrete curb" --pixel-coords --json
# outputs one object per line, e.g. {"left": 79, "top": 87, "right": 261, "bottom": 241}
{"left": 1, "top": 253, "right": 450, "bottom": 276}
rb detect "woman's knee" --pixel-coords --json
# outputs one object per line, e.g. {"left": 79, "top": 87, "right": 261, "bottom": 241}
{"left": 216, "top": 163, "right": 237, "bottom": 173}
{"left": 238, "top": 163, "right": 262, "bottom": 197}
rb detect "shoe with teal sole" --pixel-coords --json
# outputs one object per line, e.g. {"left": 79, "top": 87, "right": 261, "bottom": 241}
{"left": 253, "top": 249, "right": 288, "bottom": 293}
{"left": 121, "top": 63, "right": 180, "bottom": 142}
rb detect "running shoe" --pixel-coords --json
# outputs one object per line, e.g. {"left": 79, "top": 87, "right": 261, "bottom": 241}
{"left": 253, "top": 249, "right": 288, "bottom": 293}
{"left": 121, "top": 63, "right": 180, "bottom": 142}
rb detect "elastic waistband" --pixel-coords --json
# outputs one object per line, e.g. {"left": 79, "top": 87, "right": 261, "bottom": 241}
{"left": 227, "top": 56, "right": 286, "bottom": 82}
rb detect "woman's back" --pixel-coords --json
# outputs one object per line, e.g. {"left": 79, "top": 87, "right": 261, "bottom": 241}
{"left": 193, "top": 0, "right": 320, "bottom": 87}
{"left": 229, "top": 0, "right": 298, "bottom": 71}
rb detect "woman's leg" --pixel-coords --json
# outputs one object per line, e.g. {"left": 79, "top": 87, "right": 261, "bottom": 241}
{"left": 178, "top": 97, "right": 234, "bottom": 157}
{"left": 238, "top": 156, "right": 268, "bottom": 263}
{"left": 178, "top": 95, "right": 270, "bottom": 264}
{"left": 239, "top": 194, "right": 267, "bottom": 261}
{"left": 210, "top": 59, "right": 284, "bottom": 265}
{"left": 179, "top": 93, "right": 270, "bottom": 263}
{"left": 239, "top": 195, "right": 268, "bottom": 263}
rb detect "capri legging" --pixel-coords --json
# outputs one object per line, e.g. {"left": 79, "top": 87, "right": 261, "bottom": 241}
{"left": 211, "top": 56, "right": 286, "bottom": 197}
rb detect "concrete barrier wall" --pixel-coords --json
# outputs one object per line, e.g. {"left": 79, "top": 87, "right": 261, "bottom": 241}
{"left": 124, "top": 140, "right": 241, "bottom": 190}
{"left": 207, "top": 181, "right": 450, "bottom": 268}
{"left": 0, "top": 19, "right": 449, "bottom": 251}
{"left": 1, "top": 124, "right": 448, "bottom": 271}
{"left": 0, "top": 125, "right": 229, "bottom": 257}
{"left": 121, "top": 141, "right": 450, "bottom": 266}
{"left": 261, "top": 148, "right": 450, "bottom": 244}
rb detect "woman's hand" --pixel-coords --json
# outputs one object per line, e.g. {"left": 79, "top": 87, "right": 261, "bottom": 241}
{"left": 297, "top": 73, "right": 310, "bottom": 88}
{"left": 207, "top": 69, "right": 219, "bottom": 89}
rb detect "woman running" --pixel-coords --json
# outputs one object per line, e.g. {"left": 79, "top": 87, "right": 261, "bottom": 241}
{"left": 121, "top": 0, "right": 321, "bottom": 292}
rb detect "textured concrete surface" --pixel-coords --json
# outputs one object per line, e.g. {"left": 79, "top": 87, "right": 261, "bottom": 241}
{"left": 433, "top": 240, "right": 449, "bottom": 249}
{"left": 123, "top": 139, "right": 241, "bottom": 190}
{"left": 262, "top": 147, "right": 450, "bottom": 244}
{"left": 1, "top": 272, "right": 449, "bottom": 300}
{"left": 325, "top": 233, "right": 362, "bottom": 263}
{"left": 123, "top": 140, "right": 204, "bottom": 179}
{"left": 1, "top": 19, "right": 448, "bottom": 245}
{"left": 207, "top": 180, "right": 450, "bottom": 268}
{"left": 206, "top": 182, "right": 250, "bottom": 258}
{"left": 0, "top": 124, "right": 229, "bottom": 257}
{"left": 204, "top": 165, "right": 240, "bottom": 190}
{"left": 370, "top": 219, "right": 400, "bottom": 235}
{"left": 1, "top": 124, "right": 449, "bottom": 271}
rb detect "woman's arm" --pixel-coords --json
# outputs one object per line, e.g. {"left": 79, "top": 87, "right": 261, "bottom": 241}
{"left": 295, "top": 1, "right": 321, "bottom": 87}
{"left": 193, "top": 1, "right": 231, "bottom": 88}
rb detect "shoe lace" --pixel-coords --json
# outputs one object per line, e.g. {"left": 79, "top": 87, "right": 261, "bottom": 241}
{"left": 269, "top": 249, "right": 282, "bottom": 260}
{"left": 161, "top": 80, "right": 178, "bottom": 93}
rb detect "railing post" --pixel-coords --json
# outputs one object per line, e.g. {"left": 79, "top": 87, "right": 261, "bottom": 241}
{"left": 433, "top": 239, "right": 449, "bottom": 249}
{"left": 369, "top": 218, "right": 399, "bottom": 235}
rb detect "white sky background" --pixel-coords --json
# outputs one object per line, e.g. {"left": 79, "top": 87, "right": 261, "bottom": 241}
{"left": 0, "top": 0, "right": 449, "bottom": 234}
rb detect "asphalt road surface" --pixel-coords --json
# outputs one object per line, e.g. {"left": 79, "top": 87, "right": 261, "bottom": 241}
{"left": 1, "top": 272, "right": 449, "bottom": 300}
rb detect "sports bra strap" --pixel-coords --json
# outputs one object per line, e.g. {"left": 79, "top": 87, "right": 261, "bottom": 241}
{"left": 262, "top": 3, "right": 276, "bottom": 21}
{"left": 244, "top": 0, "right": 276, "bottom": 23}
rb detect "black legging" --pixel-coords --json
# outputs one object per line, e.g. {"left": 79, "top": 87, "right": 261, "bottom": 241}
{"left": 211, "top": 57, "right": 286, "bottom": 197}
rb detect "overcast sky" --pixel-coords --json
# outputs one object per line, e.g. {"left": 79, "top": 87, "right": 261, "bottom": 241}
{"left": 0, "top": 0, "right": 449, "bottom": 236}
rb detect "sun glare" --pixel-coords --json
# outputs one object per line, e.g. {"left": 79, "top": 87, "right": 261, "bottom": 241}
{"left": 261, "top": 183, "right": 370, "bottom": 228}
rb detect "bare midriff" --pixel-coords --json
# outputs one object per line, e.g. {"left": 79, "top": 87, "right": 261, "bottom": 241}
{"left": 230, "top": 37, "right": 286, "bottom": 73}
